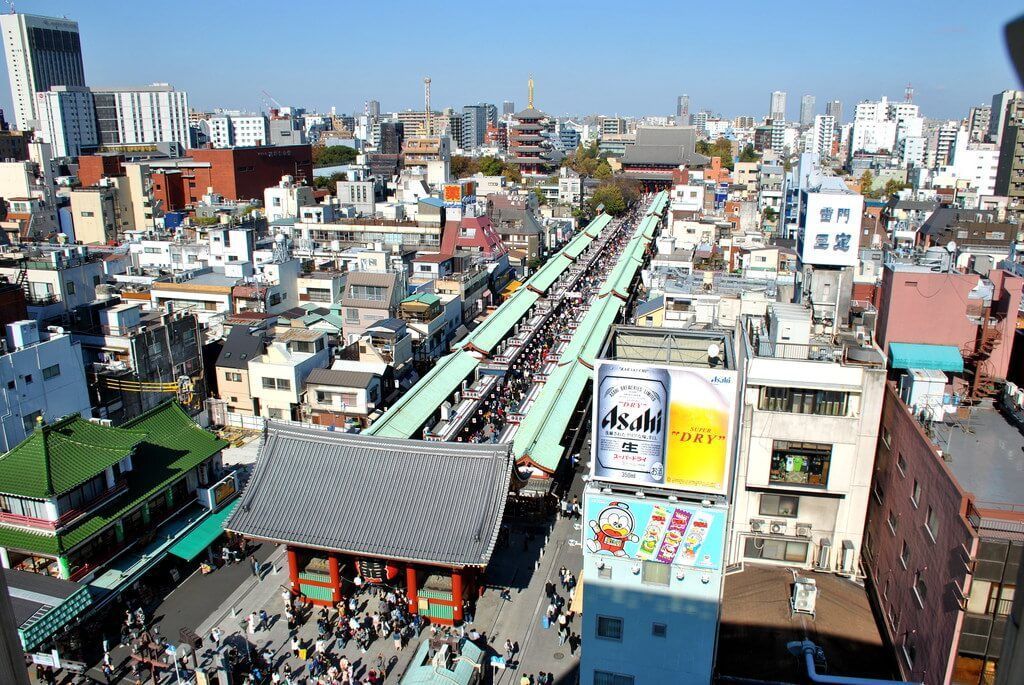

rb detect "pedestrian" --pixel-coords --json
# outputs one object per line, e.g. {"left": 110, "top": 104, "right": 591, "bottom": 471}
{"left": 210, "top": 626, "right": 223, "bottom": 650}
{"left": 250, "top": 556, "right": 260, "bottom": 577}
{"left": 544, "top": 581, "right": 555, "bottom": 599}
{"left": 281, "top": 588, "right": 292, "bottom": 608}
{"left": 134, "top": 607, "right": 146, "bottom": 626}
{"left": 513, "top": 640, "right": 520, "bottom": 658}
{"left": 504, "top": 638, "right": 513, "bottom": 659}
{"left": 393, "top": 628, "right": 402, "bottom": 650}
{"left": 290, "top": 634, "right": 300, "bottom": 658}
{"left": 282, "top": 663, "right": 293, "bottom": 685}
{"left": 315, "top": 637, "right": 325, "bottom": 654}
{"left": 259, "top": 608, "right": 269, "bottom": 631}
{"left": 247, "top": 611, "right": 257, "bottom": 634}
{"left": 222, "top": 545, "right": 232, "bottom": 565}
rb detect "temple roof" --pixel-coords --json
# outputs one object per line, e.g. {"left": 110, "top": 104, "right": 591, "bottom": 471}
{"left": 225, "top": 423, "right": 514, "bottom": 567}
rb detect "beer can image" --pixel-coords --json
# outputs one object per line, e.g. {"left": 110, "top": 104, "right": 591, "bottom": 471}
{"left": 594, "top": 363, "right": 669, "bottom": 484}
{"left": 664, "top": 370, "right": 731, "bottom": 492}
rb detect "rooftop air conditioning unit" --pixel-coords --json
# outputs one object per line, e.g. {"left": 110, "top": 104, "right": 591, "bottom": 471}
{"left": 770, "top": 520, "right": 787, "bottom": 536}
{"left": 749, "top": 518, "right": 765, "bottom": 533}
{"left": 792, "top": 577, "right": 818, "bottom": 615}
{"left": 796, "top": 523, "right": 813, "bottom": 538}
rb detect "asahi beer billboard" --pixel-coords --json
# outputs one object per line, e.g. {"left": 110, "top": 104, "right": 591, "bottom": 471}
{"left": 592, "top": 360, "right": 737, "bottom": 496}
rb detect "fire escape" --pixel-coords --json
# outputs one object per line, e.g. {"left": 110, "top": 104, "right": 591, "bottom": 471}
{"left": 962, "top": 305, "right": 1003, "bottom": 401}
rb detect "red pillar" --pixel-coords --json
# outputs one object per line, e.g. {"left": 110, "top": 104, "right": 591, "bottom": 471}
{"left": 451, "top": 569, "right": 464, "bottom": 624}
{"left": 406, "top": 565, "right": 419, "bottom": 614}
{"left": 328, "top": 554, "right": 341, "bottom": 605}
{"left": 287, "top": 547, "right": 300, "bottom": 593}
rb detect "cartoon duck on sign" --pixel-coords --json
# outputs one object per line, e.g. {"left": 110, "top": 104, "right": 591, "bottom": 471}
{"left": 586, "top": 501, "right": 639, "bottom": 556}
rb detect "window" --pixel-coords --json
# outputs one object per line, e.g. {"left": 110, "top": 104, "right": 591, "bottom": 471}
{"left": 913, "top": 572, "right": 927, "bottom": 606}
{"left": 896, "top": 452, "right": 906, "bottom": 475}
{"left": 349, "top": 284, "right": 386, "bottom": 301}
{"left": 872, "top": 479, "right": 885, "bottom": 504}
{"left": 651, "top": 623, "right": 667, "bottom": 638}
{"left": 911, "top": 480, "right": 921, "bottom": 507}
{"left": 925, "top": 506, "right": 939, "bottom": 540}
{"left": 594, "top": 672, "right": 634, "bottom": 685}
{"left": 225, "top": 371, "right": 242, "bottom": 383}
{"left": 881, "top": 427, "right": 892, "bottom": 449}
{"left": 23, "top": 374, "right": 32, "bottom": 384}
{"left": 888, "top": 510, "right": 898, "bottom": 535}
{"left": 900, "top": 541, "right": 910, "bottom": 568}
{"left": 743, "top": 537, "right": 809, "bottom": 563}
{"left": 80, "top": 210, "right": 94, "bottom": 217}
{"left": 769, "top": 441, "right": 831, "bottom": 487}
{"left": 66, "top": 281, "right": 75, "bottom": 295}
{"left": 641, "top": 561, "right": 670, "bottom": 587}
{"left": 759, "top": 494, "right": 799, "bottom": 518}
{"left": 268, "top": 408, "right": 284, "bottom": 419}
{"left": 345, "top": 308, "right": 359, "bottom": 324}
{"left": 598, "top": 566, "right": 612, "bottom": 580}
{"left": 596, "top": 615, "right": 623, "bottom": 641}
{"left": 902, "top": 633, "right": 916, "bottom": 669}
{"left": 262, "top": 378, "right": 290, "bottom": 391}
{"left": 759, "top": 387, "right": 849, "bottom": 416}
{"left": 42, "top": 364, "right": 60, "bottom": 380}
{"left": 21, "top": 410, "right": 42, "bottom": 432}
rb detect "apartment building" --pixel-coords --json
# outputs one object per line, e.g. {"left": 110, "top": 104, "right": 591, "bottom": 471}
{"left": 304, "top": 367, "right": 385, "bottom": 429}
{"left": 214, "top": 326, "right": 267, "bottom": 416}
{"left": 248, "top": 328, "right": 330, "bottom": 420}
{"left": 0, "top": 246, "right": 106, "bottom": 321}
{"left": 730, "top": 304, "right": 887, "bottom": 572}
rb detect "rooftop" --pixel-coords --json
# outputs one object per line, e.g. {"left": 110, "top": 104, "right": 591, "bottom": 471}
{"left": 225, "top": 423, "right": 513, "bottom": 567}
{"left": 718, "top": 565, "right": 899, "bottom": 682}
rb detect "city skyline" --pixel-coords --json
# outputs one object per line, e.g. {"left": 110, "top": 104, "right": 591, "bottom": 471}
{"left": 0, "top": 0, "right": 1019, "bottom": 122}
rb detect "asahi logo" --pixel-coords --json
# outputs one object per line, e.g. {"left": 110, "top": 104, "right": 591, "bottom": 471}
{"left": 601, "top": 405, "right": 663, "bottom": 435}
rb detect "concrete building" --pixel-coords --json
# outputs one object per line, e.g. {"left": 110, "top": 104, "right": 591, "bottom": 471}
{"left": 806, "top": 114, "right": 835, "bottom": 157}
{"left": 770, "top": 90, "right": 787, "bottom": 121}
{"left": 0, "top": 246, "right": 106, "bottom": 321}
{"left": 264, "top": 175, "right": 314, "bottom": 223}
{"left": 0, "top": 320, "right": 91, "bottom": 453}
{"left": 268, "top": 115, "right": 306, "bottom": 146}
{"left": 0, "top": 13, "right": 85, "bottom": 130}
{"left": 951, "top": 126, "right": 999, "bottom": 196}
{"left": 994, "top": 95, "right": 1024, "bottom": 214}
{"left": 304, "top": 366, "right": 384, "bottom": 428}
{"left": 799, "top": 94, "right": 816, "bottom": 127}
{"left": 214, "top": 326, "right": 267, "bottom": 416}
{"left": 207, "top": 112, "right": 268, "bottom": 148}
{"left": 989, "top": 90, "right": 1024, "bottom": 146}
{"left": 69, "top": 185, "right": 119, "bottom": 244}
{"left": 248, "top": 328, "right": 330, "bottom": 420}
{"left": 460, "top": 103, "right": 488, "bottom": 150}
{"left": 863, "top": 377, "right": 1023, "bottom": 684}
{"left": 581, "top": 326, "right": 736, "bottom": 685}
{"left": 731, "top": 304, "right": 886, "bottom": 573}
{"left": 825, "top": 99, "right": 843, "bottom": 125}
{"left": 34, "top": 86, "right": 96, "bottom": 158}
{"left": 91, "top": 83, "right": 190, "bottom": 149}
{"left": 336, "top": 180, "right": 376, "bottom": 216}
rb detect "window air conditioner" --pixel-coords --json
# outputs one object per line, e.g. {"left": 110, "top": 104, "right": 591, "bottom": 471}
{"left": 795, "top": 523, "right": 813, "bottom": 538}
{"left": 749, "top": 518, "right": 765, "bottom": 533}
{"left": 770, "top": 520, "right": 787, "bottom": 536}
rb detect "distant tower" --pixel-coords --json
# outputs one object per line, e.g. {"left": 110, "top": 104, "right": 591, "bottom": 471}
{"left": 528, "top": 74, "right": 535, "bottom": 109}
{"left": 424, "top": 76, "right": 432, "bottom": 136}
{"left": 904, "top": 82, "right": 914, "bottom": 103}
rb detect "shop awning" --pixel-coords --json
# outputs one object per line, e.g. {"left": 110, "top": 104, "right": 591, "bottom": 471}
{"left": 889, "top": 343, "right": 964, "bottom": 372}
{"left": 167, "top": 500, "right": 238, "bottom": 562}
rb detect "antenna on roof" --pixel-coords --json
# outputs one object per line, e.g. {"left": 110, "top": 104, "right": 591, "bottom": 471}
{"left": 904, "top": 82, "right": 914, "bottom": 103}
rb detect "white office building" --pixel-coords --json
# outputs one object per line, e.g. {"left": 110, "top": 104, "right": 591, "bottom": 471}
{"left": 770, "top": 90, "right": 787, "bottom": 121}
{"left": 207, "top": 112, "right": 269, "bottom": 148}
{"left": 949, "top": 125, "right": 1000, "bottom": 196}
{"left": 34, "top": 86, "right": 96, "bottom": 158}
{"left": 0, "top": 13, "right": 86, "bottom": 130}
{"left": 91, "top": 84, "right": 190, "bottom": 149}
{"left": 0, "top": 320, "right": 92, "bottom": 453}
{"left": 804, "top": 115, "right": 835, "bottom": 157}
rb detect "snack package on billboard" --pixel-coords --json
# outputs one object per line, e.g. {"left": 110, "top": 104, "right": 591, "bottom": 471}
{"left": 655, "top": 507, "right": 693, "bottom": 564}
{"left": 636, "top": 505, "right": 671, "bottom": 560}
{"left": 680, "top": 513, "right": 712, "bottom": 565}
{"left": 594, "top": 363, "right": 669, "bottom": 485}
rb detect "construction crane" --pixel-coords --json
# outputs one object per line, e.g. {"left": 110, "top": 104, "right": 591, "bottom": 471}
{"left": 261, "top": 89, "right": 282, "bottom": 112}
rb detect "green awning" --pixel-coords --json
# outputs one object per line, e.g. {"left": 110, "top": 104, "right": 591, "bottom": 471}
{"left": 889, "top": 343, "right": 964, "bottom": 372}
{"left": 167, "top": 500, "right": 238, "bottom": 561}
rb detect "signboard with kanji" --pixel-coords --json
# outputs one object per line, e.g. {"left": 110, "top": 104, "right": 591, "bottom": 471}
{"left": 798, "top": 191, "right": 863, "bottom": 267}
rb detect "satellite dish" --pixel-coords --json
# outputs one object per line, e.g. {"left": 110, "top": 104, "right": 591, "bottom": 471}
{"left": 707, "top": 343, "right": 721, "bottom": 360}
{"left": 946, "top": 240, "right": 957, "bottom": 253}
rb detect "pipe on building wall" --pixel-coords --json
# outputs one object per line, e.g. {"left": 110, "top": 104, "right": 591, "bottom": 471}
{"left": 787, "top": 641, "right": 922, "bottom": 685}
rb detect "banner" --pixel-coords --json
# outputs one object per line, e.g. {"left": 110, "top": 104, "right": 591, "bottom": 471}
{"left": 592, "top": 360, "right": 737, "bottom": 495}
{"left": 584, "top": 494, "right": 727, "bottom": 570}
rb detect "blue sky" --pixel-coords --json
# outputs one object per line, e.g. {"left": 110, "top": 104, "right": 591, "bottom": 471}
{"left": 4, "top": 0, "right": 1022, "bottom": 122}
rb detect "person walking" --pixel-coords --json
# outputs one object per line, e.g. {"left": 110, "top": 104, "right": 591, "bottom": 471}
{"left": 392, "top": 628, "right": 403, "bottom": 651}
{"left": 247, "top": 611, "right": 258, "bottom": 635}
{"left": 210, "top": 626, "right": 223, "bottom": 650}
{"left": 250, "top": 556, "right": 260, "bottom": 577}
{"left": 290, "top": 634, "right": 300, "bottom": 658}
{"left": 259, "top": 609, "right": 269, "bottom": 631}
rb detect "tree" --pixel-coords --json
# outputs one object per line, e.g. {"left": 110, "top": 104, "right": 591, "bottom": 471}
{"left": 697, "top": 137, "right": 734, "bottom": 170}
{"left": 589, "top": 178, "right": 641, "bottom": 217}
{"left": 313, "top": 145, "right": 358, "bottom": 167}
{"left": 532, "top": 187, "right": 547, "bottom": 205}
{"left": 859, "top": 170, "right": 874, "bottom": 195}
{"left": 313, "top": 172, "right": 347, "bottom": 189}
{"left": 882, "top": 178, "right": 909, "bottom": 198}
{"left": 502, "top": 164, "right": 522, "bottom": 184}
{"left": 593, "top": 159, "right": 612, "bottom": 180}
{"left": 478, "top": 156, "right": 505, "bottom": 177}
{"left": 738, "top": 144, "right": 760, "bottom": 163}
{"left": 451, "top": 155, "right": 480, "bottom": 179}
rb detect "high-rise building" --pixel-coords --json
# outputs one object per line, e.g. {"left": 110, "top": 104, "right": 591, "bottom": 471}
{"left": 799, "top": 94, "right": 816, "bottom": 127}
{"left": 502, "top": 100, "right": 515, "bottom": 116}
{"left": 770, "top": 90, "right": 787, "bottom": 121}
{"left": 995, "top": 97, "right": 1024, "bottom": 211}
{"left": 34, "top": 85, "right": 96, "bottom": 157}
{"left": 0, "top": 13, "right": 86, "bottom": 130}
{"left": 677, "top": 94, "right": 690, "bottom": 121}
{"left": 378, "top": 121, "right": 404, "bottom": 155}
{"left": 805, "top": 114, "right": 835, "bottom": 157}
{"left": 461, "top": 103, "right": 488, "bottom": 150}
{"left": 968, "top": 105, "right": 992, "bottom": 142}
{"left": 825, "top": 99, "right": 843, "bottom": 124}
{"left": 364, "top": 99, "right": 380, "bottom": 119}
{"left": 989, "top": 90, "right": 1024, "bottom": 146}
{"left": 207, "top": 112, "right": 268, "bottom": 148}
{"left": 91, "top": 83, "right": 191, "bottom": 149}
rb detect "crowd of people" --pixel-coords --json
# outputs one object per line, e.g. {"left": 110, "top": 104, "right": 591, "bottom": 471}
{"left": 456, "top": 210, "right": 645, "bottom": 446}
